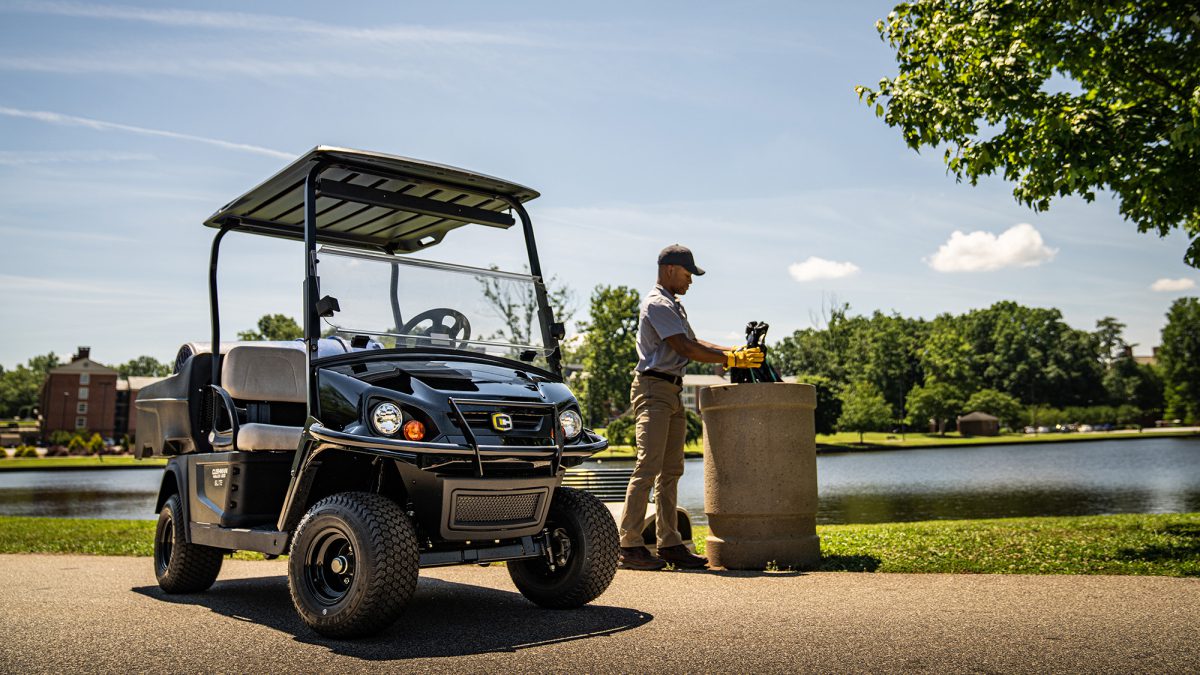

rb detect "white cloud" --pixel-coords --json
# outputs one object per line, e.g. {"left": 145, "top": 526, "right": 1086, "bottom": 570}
{"left": 0, "top": 106, "right": 291, "bottom": 159}
{"left": 1150, "top": 278, "right": 1196, "bottom": 292}
{"left": 788, "top": 256, "right": 860, "bottom": 282}
{"left": 926, "top": 222, "right": 1057, "bottom": 272}
{"left": 5, "top": 1, "right": 536, "bottom": 46}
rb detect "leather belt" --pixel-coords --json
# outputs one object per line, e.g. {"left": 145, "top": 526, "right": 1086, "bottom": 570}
{"left": 639, "top": 370, "right": 683, "bottom": 386}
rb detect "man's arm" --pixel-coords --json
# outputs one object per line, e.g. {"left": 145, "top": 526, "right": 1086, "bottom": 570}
{"left": 664, "top": 335, "right": 732, "bottom": 364}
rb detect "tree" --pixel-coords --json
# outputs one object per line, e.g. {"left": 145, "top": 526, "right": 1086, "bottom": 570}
{"left": 0, "top": 352, "right": 60, "bottom": 418}
{"left": 578, "top": 285, "right": 641, "bottom": 425}
{"left": 964, "top": 389, "right": 1023, "bottom": 430}
{"left": 838, "top": 382, "right": 894, "bottom": 444}
{"left": 238, "top": 314, "right": 302, "bottom": 341}
{"left": 116, "top": 356, "right": 172, "bottom": 378}
{"left": 1159, "top": 297, "right": 1200, "bottom": 423}
{"left": 478, "top": 266, "right": 575, "bottom": 346}
{"left": 906, "top": 382, "right": 965, "bottom": 435}
{"left": 797, "top": 373, "right": 843, "bottom": 436}
{"left": 858, "top": 1, "right": 1200, "bottom": 267}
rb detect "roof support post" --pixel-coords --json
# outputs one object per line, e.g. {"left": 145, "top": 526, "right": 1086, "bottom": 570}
{"left": 303, "top": 163, "right": 327, "bottom": 416}
{"left": 208, "top": 225, "right": 233, "bottom": 389}
{"left": 506, "top": 199, "right": 561, "bottom": 376}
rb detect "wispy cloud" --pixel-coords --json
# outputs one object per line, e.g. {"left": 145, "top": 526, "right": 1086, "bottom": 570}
{"left": 0, "top": 149, "right": 154, "bottom": 165}
{"left": 5, "top": 1, "right": 537, "bottom": 46}
{"left": 0, "top": 106, "right": 291, "bottom": 159}
{"left": 788, "top": 256, "right": 860, "bottom": 282}
{"left": 0, "top": 55, "right": 429, "bottom": 81}
{"left": 0, "top": 273, "right": 176, "bottom": 301}
{"left": 0, "top": 224, "right": 137, "bottom": 243}
{"left": 1150, "top": 277, "right": 1196, "bottom": 292}
{"left": 926, "top": 223, "right": 1057, "bottom": 272}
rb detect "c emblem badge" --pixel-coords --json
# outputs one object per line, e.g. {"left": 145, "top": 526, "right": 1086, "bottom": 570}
{"left": 491, "top": 413, "right": 513, "bottom": 432}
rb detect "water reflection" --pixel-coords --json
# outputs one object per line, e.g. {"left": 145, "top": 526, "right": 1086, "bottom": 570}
{"left": 1, "top": 437, "right": 1197, "bottom": 524}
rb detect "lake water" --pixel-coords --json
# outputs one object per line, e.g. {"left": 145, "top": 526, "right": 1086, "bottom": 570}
{"left": 1, "top": 437, "right": 1197, "bottom": 524}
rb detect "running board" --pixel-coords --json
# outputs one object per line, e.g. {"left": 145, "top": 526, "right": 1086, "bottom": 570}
{"left": 419, "top": 535, "right": 545, "bottom": 568}
{"left": 190, "top": 523, "right": 289, "bottom": 556}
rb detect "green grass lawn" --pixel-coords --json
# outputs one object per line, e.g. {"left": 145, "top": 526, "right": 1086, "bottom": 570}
{"left": 3, "top": 512, "right": 1196, "bottom": 575}
{"left": 0, "top": 456, "right": 167, "bottom": 470}
{"left": 693, "top": 512, "right": 1200, "bottom": 576}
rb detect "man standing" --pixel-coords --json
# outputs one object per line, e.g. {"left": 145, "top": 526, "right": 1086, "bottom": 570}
{"left": 617, "top": 245, "right": 764, "bottom": 570}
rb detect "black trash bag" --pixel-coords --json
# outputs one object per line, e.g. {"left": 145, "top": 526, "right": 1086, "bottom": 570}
{"left": 729, "top": 321, "right": 782, "bottom": 384}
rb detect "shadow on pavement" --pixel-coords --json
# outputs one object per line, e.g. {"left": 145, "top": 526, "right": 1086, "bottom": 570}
{"left": 133, "top": 573, "right": 652, "bottom": 659}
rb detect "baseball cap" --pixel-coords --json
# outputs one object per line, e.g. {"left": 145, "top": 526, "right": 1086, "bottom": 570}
{"left": 657, "top": 244, "right": 705, "bottom": 276}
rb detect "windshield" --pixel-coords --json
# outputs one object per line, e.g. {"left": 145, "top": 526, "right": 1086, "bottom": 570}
{"left": 317, "top": 246, "right": 551, "bottom": 365}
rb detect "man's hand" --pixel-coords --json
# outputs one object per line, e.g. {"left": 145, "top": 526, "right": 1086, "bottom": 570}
{"left": 724, "top": 346, "right": 765, "bottom": 369}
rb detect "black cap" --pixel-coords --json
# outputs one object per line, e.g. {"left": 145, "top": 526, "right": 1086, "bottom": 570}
{"left": 658, "top": 244, "right": 705, "bottom": 275}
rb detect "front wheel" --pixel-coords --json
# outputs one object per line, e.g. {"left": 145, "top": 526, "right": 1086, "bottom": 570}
{"left": 154, "top": 494, "right": 224, "bottom": 593}
{"left": 287, "top": 492, "right": 419, "bottom": 638}
{"left": 508, "top": 487, "right": 619, "bottom": 608}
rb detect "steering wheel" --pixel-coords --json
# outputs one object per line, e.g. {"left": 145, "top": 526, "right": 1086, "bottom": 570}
{"left": 399, "top": 308, "right": 472, "bottom": 348}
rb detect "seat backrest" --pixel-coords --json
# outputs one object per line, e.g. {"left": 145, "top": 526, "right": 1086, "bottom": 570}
{"left": 221, "top": 345, "right": 307, "bottom": 403}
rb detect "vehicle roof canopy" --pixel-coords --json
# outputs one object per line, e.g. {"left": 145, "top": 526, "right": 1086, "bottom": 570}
{"left": 203, "top": 146, "right": 540, "bottom": 253}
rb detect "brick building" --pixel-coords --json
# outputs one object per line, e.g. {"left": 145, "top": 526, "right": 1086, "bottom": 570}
{"left": 40, "top": 347, "right": 119, "bottom": 438}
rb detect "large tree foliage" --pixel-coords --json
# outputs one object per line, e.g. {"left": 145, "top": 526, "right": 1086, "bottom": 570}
{"left": 964, "top": 388, "right": 1023, "bottom": 429}
{"left": 858, "top": 1, "right": 1200, "bottom": 266}
{"left": 0, "top": 352, "right": 59, "bottom": 418}
{"left": 1159, "top": 297, "right": 1200, "bottom": 423}
{"left": 116, "top": 356, "right": 172, "bottom": 378}
{"left": 578, "top": 285, "right": 641, "bottom": 425}
{"left": 906, "top": 381, "right": 966, "bottom": 435}
{"left": 238, "top": 314, "right": 303, "bottom": 341}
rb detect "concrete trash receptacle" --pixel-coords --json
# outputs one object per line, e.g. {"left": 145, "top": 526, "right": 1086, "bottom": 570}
{"left": 700, "top": 382, "right": 820, "bottom": 570}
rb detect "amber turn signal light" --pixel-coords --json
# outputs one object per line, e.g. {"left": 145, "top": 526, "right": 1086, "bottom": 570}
{"left": 403, "top": 419, "right": 426, "bottom": 441}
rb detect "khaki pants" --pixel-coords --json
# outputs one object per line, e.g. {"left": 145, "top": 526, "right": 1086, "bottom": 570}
{"left": 618, "top": 373, "right": 687, "bottom": 549}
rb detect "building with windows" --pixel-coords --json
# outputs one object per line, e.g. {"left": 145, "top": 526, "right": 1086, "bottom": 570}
{"left": 39, "top": 347, "right": 119, "bottom": 438}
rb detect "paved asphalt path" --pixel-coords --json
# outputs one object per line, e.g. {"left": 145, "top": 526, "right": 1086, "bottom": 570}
{"left": 2, "top": 554, "right": 1197, "bottom": 673}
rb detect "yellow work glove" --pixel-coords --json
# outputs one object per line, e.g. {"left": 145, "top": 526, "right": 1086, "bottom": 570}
{"left": 724, "top": 346, "right": 765, "bottom": 369}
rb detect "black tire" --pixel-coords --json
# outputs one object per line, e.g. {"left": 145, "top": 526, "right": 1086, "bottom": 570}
{"left": 508, "top": 487, "right": 619, "bottom": 609}
{"left": 154, "top": 494, "right": 224, "bottom": 594}
{"left": 287, "top": 492, "right": 419, "bottom": 638}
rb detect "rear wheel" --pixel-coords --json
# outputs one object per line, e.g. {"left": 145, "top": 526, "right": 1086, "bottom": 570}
{"left": 154, "top": 494, "right": 224, "bottom": 593}
{"left": 288, "top": 492, "right": 419, "bottom": 638}
{"left": 508, "top": 487, "right": 618, "bottom": 608}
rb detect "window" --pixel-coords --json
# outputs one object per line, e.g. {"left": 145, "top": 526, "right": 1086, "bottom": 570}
{"left": 78, "top": 387, "right": 88, "bottom": 400}
{"left": 75, "top": 416, "right": 87, "bottom": 429}
{"left": 77, "top": 402, "right": 88, "bottom": 414}
{"left": 79, "top": 373, "right": 90, "bottom": 385}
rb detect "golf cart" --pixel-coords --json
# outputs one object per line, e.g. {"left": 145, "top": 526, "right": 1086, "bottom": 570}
{"left": 135, "top": 147, "right": 617, "bottom": 638}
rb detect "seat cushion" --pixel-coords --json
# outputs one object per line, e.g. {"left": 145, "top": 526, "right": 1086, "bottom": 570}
{"left": 222, "top": 345, "right": 307, "bottom": 403}
{"left": 237, "top": 423, "right": 303, "bottom": 451}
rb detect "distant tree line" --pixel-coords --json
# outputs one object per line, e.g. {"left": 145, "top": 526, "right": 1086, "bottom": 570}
{"left": 773, "top": 298, "right": 1200, "bottom": 435}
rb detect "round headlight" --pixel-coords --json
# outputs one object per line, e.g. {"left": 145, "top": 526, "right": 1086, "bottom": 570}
{"left": 371, "top": 402, "right": 403, "bottom": 436}
{"left": 559, "top": 409, "right": 583, "bottom": 440}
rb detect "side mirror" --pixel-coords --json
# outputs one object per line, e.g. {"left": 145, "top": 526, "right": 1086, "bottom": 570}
{"left": 316, "top": 295, "right": 341, "bottom": 318}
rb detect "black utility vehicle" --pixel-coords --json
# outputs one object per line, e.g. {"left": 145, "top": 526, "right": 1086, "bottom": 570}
{"left": 135, "top": 147, "right": 617, "bottom": 637}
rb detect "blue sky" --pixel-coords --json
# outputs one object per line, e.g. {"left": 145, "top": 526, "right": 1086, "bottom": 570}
{"left": 1, "top": 0, "right": 1195, "bottom": 369}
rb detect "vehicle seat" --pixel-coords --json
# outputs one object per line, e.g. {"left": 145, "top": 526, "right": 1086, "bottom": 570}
{"left": 219, "top": 345, "right": 306, "bottom": 452}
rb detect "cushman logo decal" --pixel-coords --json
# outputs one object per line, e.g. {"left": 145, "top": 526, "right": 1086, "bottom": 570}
{"left": 491, "top": 413, "right": 513, "bottom": 432}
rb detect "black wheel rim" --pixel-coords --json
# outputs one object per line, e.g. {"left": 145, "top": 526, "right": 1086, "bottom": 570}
{"left": 154, "top": 511, "right": 173, "bottom": 576}
{"left": 303, "top": 525, "right": 357, "bottom": 606}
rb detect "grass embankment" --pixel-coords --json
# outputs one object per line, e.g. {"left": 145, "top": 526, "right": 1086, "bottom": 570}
{"left": 3, "top": 512, "right": 1196, "bottom": 575}
{"left": 0, "top": 456, "right": 167, "bottom": 470}
{"left": 692, "top": 513, "right": 1200, "bottom": 576}
{"left": 587, "top": 427, "right": 1200, "bottom": 459}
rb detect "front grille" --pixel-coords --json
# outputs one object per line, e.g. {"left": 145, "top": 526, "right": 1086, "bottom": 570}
{"left": 459, "top": 410, "right": 546, "bottom": 432}
{"left": 451, "top": 489, "right": 546, "bottom": 529}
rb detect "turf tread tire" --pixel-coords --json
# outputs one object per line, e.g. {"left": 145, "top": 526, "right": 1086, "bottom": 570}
{"left": 154, "top": 494, "right": 224, "bottom": 594}
{"left": 288, "top": 491, "right": 418, "bottom": 638}
{"left": 508, "top": 486, "right": 619, "bottom": 609}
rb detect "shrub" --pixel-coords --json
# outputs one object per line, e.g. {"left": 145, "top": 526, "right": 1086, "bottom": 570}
{"left": 67, "top": 434, "right": 88, "bottom": 456}
{"left": 604, "top": 413, "right": 635, "bottom": 447}
{"left": 685, "top": 409, "right": 703, "bottom": 444}
{"left": 14, "top": 445, "right": 38, "bottom": 458}
{"left": 47, "top": 430, "right": 73, "bottom": 446}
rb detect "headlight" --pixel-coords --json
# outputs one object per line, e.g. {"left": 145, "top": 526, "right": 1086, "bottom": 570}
{"left": 370, "top": 401, "right": 403, "bottom": 436}
{"left": 559, "top": 409, "right": 583, "bottom": 440}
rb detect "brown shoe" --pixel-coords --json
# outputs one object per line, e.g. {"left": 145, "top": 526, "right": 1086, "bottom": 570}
{"left": 619, "top": 546, "right": 667, "bottom": 571}
{"left": 657, "top": 544, "right": 708, "bottom": 569}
